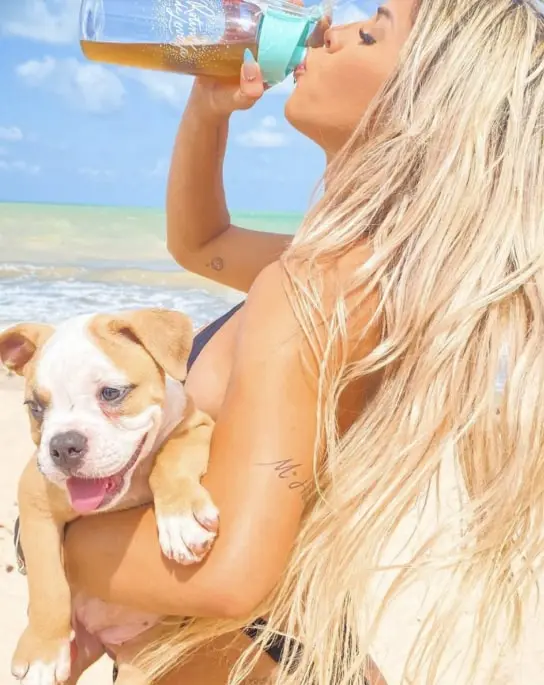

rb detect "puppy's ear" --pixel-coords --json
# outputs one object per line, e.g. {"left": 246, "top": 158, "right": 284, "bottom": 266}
{"left": 104, "top": 309, "right": 193, "bottom": 382}
{"left": 0, "top": 324, "right": 54, "bottom": 376}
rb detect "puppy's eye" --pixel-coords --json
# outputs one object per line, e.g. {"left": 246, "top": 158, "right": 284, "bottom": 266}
{"left": 100, "top": 386, "right": 131, "bottom": 403}
{"left": 359, "top": 29, "right": 376, "bottom": 45}
{"left": 24, "top": 400, "right": 45, "bottom": 420}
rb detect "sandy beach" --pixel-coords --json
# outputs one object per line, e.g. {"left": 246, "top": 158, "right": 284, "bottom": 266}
{"left": 0, "top": 368, "right": 113, "bottom": 683}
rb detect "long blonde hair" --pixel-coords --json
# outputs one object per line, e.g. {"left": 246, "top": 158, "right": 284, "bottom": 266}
{"left": 142, "top": 1, "right": 544, "bottom": 682}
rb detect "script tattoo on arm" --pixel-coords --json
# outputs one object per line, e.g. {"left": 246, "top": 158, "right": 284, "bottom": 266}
{"left": 257, "top": 458, "right": 313, "bottom": 502}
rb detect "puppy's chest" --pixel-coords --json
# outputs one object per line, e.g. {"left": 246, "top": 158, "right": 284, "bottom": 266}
{"left": 110, "top": 452, "right": 156, "bottom": 511}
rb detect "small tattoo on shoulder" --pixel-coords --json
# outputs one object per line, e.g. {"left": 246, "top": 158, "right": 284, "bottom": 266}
{"left": 209, "top": 256, "right": 224, "bottom": 271}
{"left": 257, "top": 458, "right": 312, "bottom": 499}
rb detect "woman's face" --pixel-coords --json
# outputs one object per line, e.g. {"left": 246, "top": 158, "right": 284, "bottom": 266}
{"left": 285, "top": 0, "right": 417, "bottom": 156}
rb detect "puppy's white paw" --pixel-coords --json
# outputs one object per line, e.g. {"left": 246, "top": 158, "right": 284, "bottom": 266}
{"left": 14, "top": 660, "right": 67, "bottom": 685}
{"left": 12, "top": 630, "right": 73, "bottom": 685}
{"left": 154, "top": 480, "right": 219, "bottom": 564}
{"left": 156, "top": 512, "right": 216, "bottom": 565}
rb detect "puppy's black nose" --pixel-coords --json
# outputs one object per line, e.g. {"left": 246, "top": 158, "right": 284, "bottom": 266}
{"left": 49, "top": 431, "right": 88, "bottom": 469}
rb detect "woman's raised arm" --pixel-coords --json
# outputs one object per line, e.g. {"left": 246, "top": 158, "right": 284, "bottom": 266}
{"left": 166, "top": 78, "right": 292, "bottom": 294}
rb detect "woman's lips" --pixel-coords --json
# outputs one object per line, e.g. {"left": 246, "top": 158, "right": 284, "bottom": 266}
{"left": 294, "top": 60, "right": 307, "bottom": 81}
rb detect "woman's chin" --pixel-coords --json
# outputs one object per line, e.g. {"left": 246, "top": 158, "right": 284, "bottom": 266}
{"left": 284, "top": 99, "right": 332, "bottom": 153}
{"left": 284, "top": 92, "right": 313, "bottom": 139}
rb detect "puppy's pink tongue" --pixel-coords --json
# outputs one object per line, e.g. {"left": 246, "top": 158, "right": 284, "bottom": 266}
{"left": 67, "top": 477, "right": 110, "bottom": 514}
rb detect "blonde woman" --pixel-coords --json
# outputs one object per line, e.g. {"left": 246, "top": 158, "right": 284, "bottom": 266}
{"left": 34, "top": 0, "right": 544, "bottom": 683}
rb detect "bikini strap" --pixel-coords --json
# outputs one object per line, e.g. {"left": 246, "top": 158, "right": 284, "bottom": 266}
{"left": 187, "top": 301, "right": 245, "bottom": 372}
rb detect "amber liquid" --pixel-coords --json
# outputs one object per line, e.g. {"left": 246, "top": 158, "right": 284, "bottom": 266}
{"left": 80, "top": 40, "right": 255, "bottom": 80}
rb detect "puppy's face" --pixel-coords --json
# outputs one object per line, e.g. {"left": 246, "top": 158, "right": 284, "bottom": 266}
{"left": 0, "top": 310, "right": 192, "bottom": 514}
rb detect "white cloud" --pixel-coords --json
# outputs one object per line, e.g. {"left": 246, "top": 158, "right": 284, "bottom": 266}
{"left": 236, "top": 116, "right": 289, "bottom": 148}
{"left": 78, "top": 167, "right": 115, "bottom": 179}
{"left": 12, "top": 160, "right": 40, "bottom": 174}
{"left": 332, "top": 2, "right": 369, "bottom": 25}
{"left": 0, "top": 0, "right": 80, "bottom": 44}
{"left": 123, "top": 69, "right": 193, "bottom": 108}
{"left": 147, "top": 158, "right": 169, "bottom": 178}
{"left": 261, "top": 115, "right": 277, "bottom": 128}
{"left": 0, "top": 159, "right": 40, "bottom": 175}
{"left": 0, "top": 126, "right": 23, "bottom": 142}
{"left": 16, "top": 56, "right": 125, "bottom": 113}
{"left": 270, "top": 75, "right": 295, "bottom": 97}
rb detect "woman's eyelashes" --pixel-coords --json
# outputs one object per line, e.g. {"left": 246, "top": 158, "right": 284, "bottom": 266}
{"left": 359, "top": 28, "right": 377, "bottom": 46}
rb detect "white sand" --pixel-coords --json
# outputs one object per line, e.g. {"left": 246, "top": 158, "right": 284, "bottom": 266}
{"left": 0, "top": 369, "right": 113, "bottom": 684}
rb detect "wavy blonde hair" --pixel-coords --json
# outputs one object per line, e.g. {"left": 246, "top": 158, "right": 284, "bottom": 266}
{"left": 141, "top": 0, "right": 544, "bottom": 682}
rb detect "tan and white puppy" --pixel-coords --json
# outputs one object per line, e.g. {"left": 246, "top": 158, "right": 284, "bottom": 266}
{"left": 0, "top": 309, "right": 219, "bottom": 685}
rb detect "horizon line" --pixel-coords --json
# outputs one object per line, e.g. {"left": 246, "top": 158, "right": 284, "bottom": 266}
{"left": 0, "top": 199, "right": 304, "bottom": 216}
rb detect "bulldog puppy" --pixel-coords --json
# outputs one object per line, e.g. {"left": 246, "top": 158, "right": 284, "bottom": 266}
{"left": 0, "top": 309, "right": 219, "bottom": 685}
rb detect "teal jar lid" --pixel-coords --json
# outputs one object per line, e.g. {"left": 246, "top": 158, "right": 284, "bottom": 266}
{"left": 256, "top": 5, "right": 320, "bottom": 85}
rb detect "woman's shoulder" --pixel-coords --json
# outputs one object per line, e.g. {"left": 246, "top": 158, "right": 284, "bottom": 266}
{"left": 243, "top": 248, "right": 380, "bottom": 431}
{"left": 249, "top": 241, "right": 376, "bottom": 308}
{"left": 246, "top": 246, "right": 380, "bottom": 361}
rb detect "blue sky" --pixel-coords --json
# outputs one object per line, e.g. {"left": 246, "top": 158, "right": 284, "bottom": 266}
{"left": 0, "top": 0, "right": 372, "bottom": 211}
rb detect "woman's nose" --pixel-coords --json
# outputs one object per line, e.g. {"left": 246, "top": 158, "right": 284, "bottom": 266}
{"left": 306, "top": 15, "right": 332, "bottom": 48}
{"left": 322, "top": 25, "right": 342, "bottom": 52}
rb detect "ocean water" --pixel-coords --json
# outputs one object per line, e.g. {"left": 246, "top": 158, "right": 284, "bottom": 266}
{"left": 0, "top": 202, "right": 300, "bottom": 329}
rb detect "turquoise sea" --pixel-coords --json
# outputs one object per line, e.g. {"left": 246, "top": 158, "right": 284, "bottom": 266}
{"left": 0, "top": 202, "right": 301, "bottom": 328}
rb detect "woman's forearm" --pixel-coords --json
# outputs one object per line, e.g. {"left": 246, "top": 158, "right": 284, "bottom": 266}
{"left": 166, "top": 87, "right": 231, "bottom": 260}
{"left": 166, "top": 86, "right": 292, "bottom": 293}
{"left": 64, "top": 505, "right": 245, "bottom": 619}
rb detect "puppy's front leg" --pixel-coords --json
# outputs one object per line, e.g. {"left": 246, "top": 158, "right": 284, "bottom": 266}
{"left": 13, "top": 458, "right": 77, "bottom": 685}
{"left": 149, "top": 399, "right": 219, "bottom": 565}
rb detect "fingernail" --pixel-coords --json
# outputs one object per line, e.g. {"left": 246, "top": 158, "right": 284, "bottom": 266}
{"left": 244, "top": 48, "right": 256, "bottom": 64}
{"left": 243, "top": 49, "right": 258, "bottom": 81}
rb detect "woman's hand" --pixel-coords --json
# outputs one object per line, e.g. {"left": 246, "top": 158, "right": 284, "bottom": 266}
{"left": 187, "top": 0, "right": 331, "bottom": 120}
{"left": 190, "top": 60, "right": 266, "bottom": 120}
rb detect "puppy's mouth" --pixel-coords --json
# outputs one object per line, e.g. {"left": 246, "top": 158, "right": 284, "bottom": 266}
{"left": 66, "top": 434, "right": 147, "bottom": 514}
